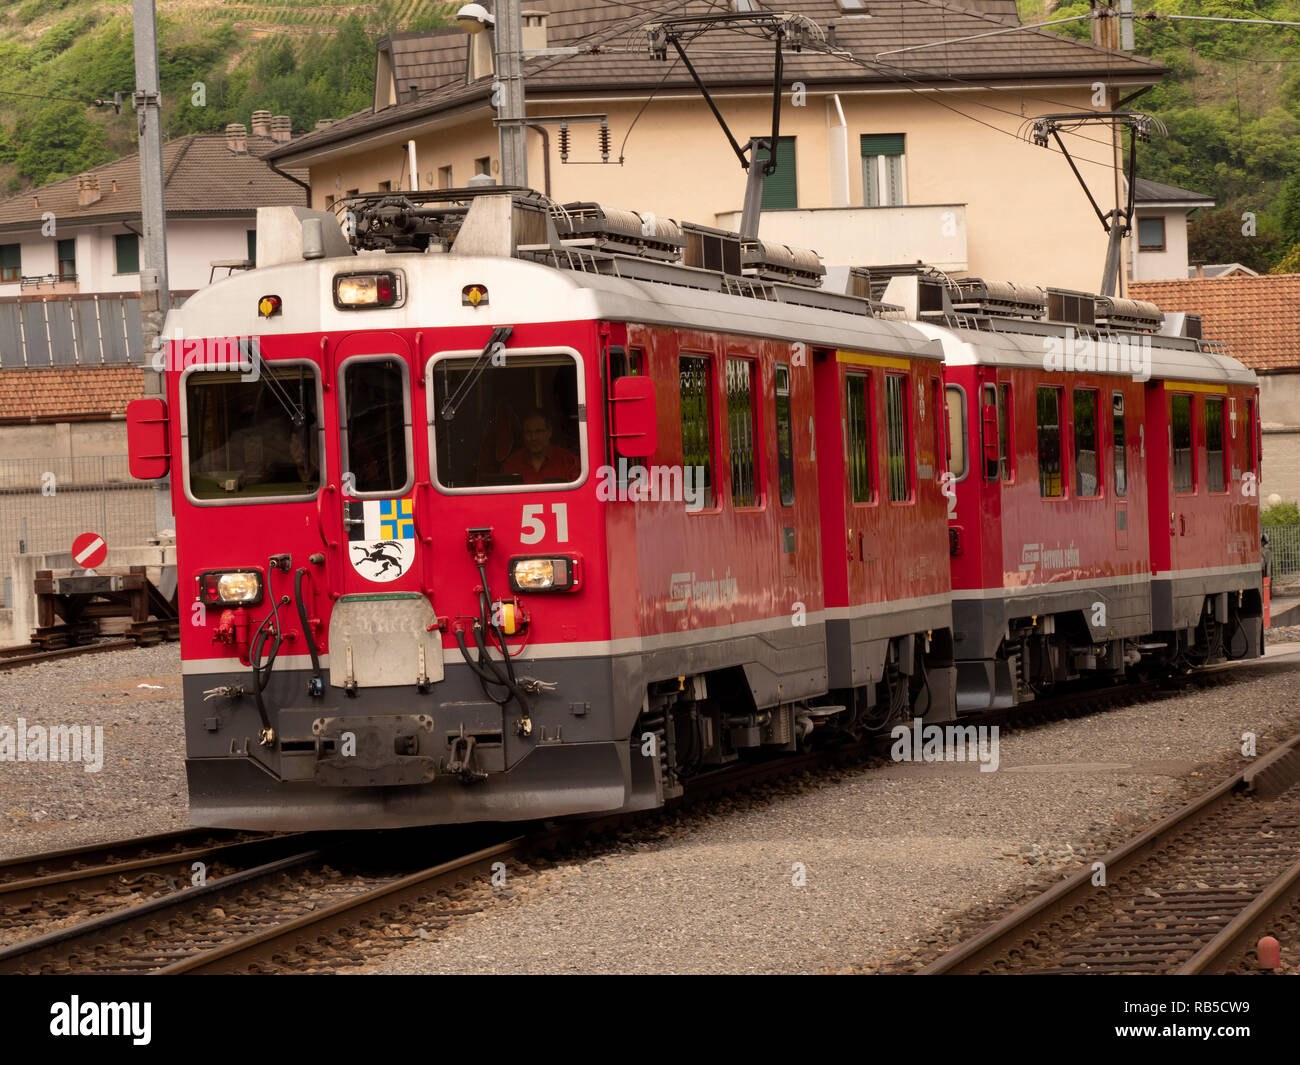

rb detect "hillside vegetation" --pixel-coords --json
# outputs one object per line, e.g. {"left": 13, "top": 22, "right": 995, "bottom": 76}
{"left": 1022, "top": 0, "right": 1300, "bottom": 272}
{"left": 0, "top": 1, "right": 452, "bottom": 190}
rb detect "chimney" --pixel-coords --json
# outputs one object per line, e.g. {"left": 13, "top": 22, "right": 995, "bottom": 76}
{"left": 1195, "top": 264, "right": 1204, "bottom": 278}
{"left": 251, "top": 109, "right": 272, "bottom": 138}
{"left": 111, "top": 179, "right": 117, "bottom": 193}
{"left": 77, "top": 174, "right": 102, "bottom": 208}
{"left": 225, "top": 122, "right": 248, "bottom": 154}
{"left": 315, "top": 118, "right": 335, "bottom": 130}
{"left": 271, "top": 115, "right": 292, "bottom": 143}
{"left": 407, "top": 83, "right": 419, "bottom": 105}
{"left": 521, "top": 10, "right": 548, "bottom": 52}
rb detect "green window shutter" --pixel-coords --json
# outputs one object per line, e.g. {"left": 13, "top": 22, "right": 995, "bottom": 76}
{"left": 115, "top": 233, "right": 139, "bottom": 274}
{"left": 754, "top": 136, "right": 797, "bottom": 210}
{"left": 860, "top": 133, "right": 905, "bottom": 157}
{"left": 247, "top": 229, "right": 257, "bottom": 260}
{"left": 0, "top": 244, "right": 19, "bottom": 268}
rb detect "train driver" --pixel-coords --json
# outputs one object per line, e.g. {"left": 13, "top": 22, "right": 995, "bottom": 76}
{"left": 499, "top": 408, "right": 580, "bottom": 484}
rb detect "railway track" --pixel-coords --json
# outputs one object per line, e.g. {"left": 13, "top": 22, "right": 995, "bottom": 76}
{"left": 919, "top": 731, "right": 1300, "bottom": 975}
{"left": 2, "top": 650, "right": 1297, "bottom": 975}
{"left": 0, "top": 639, "right": 136, "bottom": 672}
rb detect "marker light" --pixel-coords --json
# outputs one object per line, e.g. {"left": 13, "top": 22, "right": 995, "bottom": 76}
{"left": 334, "top": 272, "right": 398, "bottom": 308}
{"left": 199, "top": 570, "right": 264, "bottom": 605}
{"left": 509, "top": 556, "right": 579, "bottom": 592}
{"left": 258, "top": 294, "right": 282, "bottom": 318}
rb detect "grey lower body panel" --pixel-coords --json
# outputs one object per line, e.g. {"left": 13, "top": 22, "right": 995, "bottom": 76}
{"left": 1151, "top": 571, "right": 1263, "bottom": 632}
{"left": 824, "top": 601, "right": 953, "bottom": 690}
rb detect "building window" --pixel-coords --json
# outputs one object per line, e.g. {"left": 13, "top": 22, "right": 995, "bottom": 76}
{"left": 1073, "top": 388, "right": 1100, "bottom": 496}
{"left": 1206, "top": 396, "right": 1226, "bottom": 493}
{"left": 1138, "top": 216, "right": 1165, "bottom": 252}
{"left": 0, "top": 243, "right": 20, "bottom": 282}
{"left": 1172, "top": 393, "right": 1194, "bottom": 494}
{"left": 774, "top": 362, "right": 795, "bottom": 507}
{"left": 325, "top": 194, "right": 336, "bottom": 208}
{"left": 1112, "top": 392, "right": 1127, "bottom": 497}
{"left": 885, "top": 374, "right": 911, "bottom": 502}
{"left": 1037, "top": 386, "right": 1063, "bottom": 498}
{"left": 726, "top": 357, "right": 759, "bottom": 507}
{"left": 846, "top": 372, "right": 873, "bottom": 503}
{"left": 114, "top": 233, "right": 139, "bottom": 274}
{"left": 861, "top": 134, "right": 906, "bottom": 207}
{"left": 679, "top": 355, "right": 715, "bottom": 509}
{"left": 246, "top": 229, "right": 256, "bottom": 262}
{"left": 378, "top": 180, "right": 391, "bottom": 192}
{"left": 57, "top": 238, "right": 75, "bottom": 280}
{"left": 439, "top": 165, "right": 453, "bottom": 189}
{"left": 753, "top": 136, "right": 797, "bottom": 210}
{"left": 475, "top": 156, "right": 491, "bottom": 177}
{"left": 945, "top": 384, "right": 967, "bottom": 480}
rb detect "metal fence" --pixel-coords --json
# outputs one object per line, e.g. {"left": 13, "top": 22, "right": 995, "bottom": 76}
{"left": 1267, "top": 525, "right": 1300, "bottom": 578}
{"left": 0, "top": 291, "right": 193, "bottom": 367}
{"left": 0, "top": 456, "right": 158, "bottom": 605}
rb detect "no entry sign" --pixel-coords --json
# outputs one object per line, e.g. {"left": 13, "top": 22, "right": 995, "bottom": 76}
{"left": 72, "top": 532, "right": 108, "bottom": 570}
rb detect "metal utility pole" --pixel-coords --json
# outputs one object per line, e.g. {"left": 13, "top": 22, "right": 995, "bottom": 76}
{"left": 133, "top": 0, "right": 173, "bottom": 534}
{"left": 494, "top": 0, "right": 529, "bottom": 188}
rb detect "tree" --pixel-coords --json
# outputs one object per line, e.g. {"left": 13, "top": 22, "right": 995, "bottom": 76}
{"left": 14, "top": 102, "right": 111, "bottom": 186}
{"left": 1188, "top": 208, "right": 1282, "bottom": 273}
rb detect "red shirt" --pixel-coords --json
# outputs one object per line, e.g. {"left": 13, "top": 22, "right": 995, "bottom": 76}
{"left": 500, "top": 445, "right": 581, "bottom": 484}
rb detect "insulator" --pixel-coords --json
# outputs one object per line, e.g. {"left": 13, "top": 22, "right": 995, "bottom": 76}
{"left": 599, "top": 120, "right": 611, "bottom": 163}
{"left": 558, "top": 123, "right": 570, "bottom": 164}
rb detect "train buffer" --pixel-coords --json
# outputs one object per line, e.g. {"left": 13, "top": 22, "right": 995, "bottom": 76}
{"left": 32, "top": 565, "right": 179, "bottom": 647}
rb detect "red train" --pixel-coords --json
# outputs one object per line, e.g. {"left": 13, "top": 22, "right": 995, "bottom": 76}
{"left": 126, "top": 190, "right": 1262, "bottom": 829}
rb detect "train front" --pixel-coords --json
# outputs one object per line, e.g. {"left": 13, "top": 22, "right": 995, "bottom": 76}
{"left": 127, "top": 195, "right": 645, "bottom": 829}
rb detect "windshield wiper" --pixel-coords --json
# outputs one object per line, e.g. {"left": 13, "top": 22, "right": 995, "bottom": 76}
{"left": 243, "top": 337, "right": 306, "bottom": 427}
{"left": 440, "top": 326, "right": 513, "bottom": 421}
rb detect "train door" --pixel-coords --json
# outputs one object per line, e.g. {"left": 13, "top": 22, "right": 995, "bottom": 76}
{"left": 330, "top": 332, "right": 420, "bottom": 597}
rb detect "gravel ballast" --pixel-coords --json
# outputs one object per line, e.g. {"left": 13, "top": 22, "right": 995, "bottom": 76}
{"left": 0, "top": 643, "right": 187, "bottom": 859}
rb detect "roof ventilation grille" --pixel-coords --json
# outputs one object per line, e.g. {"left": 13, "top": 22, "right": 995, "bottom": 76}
{"left": 681, "top": 222, "right": 742, "bottom": 276}
{"left": 1046, "top": 287, "right": 1097, "bottom": 329}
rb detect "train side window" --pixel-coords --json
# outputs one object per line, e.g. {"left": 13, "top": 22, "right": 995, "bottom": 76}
{"left": 1073, "top": 387, "right": 1100, "bottom": 497}
{"left": 1112, "top": 392, "right": 1127, "bottom": 498}
{"left": 774, "top": 362, "right": 795, "bottom": 507}
{"left": 998, "top": 383, "right": 1012, "bottom": 481}
{"left": 1036, "top": 386, "right": 1064, "bottom": 498}
{"left": 679, "top": 354, "right": 715, "bottom": 509}
{"left": 846, "top": 371, "right": 874, "bottom": 503}
{"left": 1171, "top": 393, "right": 1194, "bottom": 494}
{"left": 340, "top": 357, "right": 411, "bottom": 496}
{"left": 184, "top": 363, "right": 322, "bottom": 502}
{"left": 726, "top": 356, "right": 760, "bottom": 508}
{"left": 981, "top": 384, "right": 998, "bottom": 482}
{"left": 944, "top": 384, "right": 967, "bottom": 480}
{"left": 885, "top": 373, "right": 911, "bottom": 502}
{"left": 1206, "top": 396, "right": 1226, "bottom": 493}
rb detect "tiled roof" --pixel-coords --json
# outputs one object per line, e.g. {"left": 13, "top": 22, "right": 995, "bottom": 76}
{"left": 1133, "top": 177, "right": 1214, "bottom": 206}
{"left": 0, "top": 366, "right": 144, "bottom": 423}
{"left": 0, "top": 134, "right": 308, "bottom": 233}
{"left": 1129, "top": 275, "right": 1300, "bottom": 373}
{"left": 272, "top": 0, "right": 1164, "bottom": 161}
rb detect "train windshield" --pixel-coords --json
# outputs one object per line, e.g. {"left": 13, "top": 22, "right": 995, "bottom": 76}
{"left": 184, "top": 365, "right": 321, "bottom": 500}
{"left": 430, "top": 352, "right": 582, "bottom": 489}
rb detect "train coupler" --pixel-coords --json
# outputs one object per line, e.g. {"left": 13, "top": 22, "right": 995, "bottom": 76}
{"left": 447, "top": 730, "right": 487, "bottom": 784}
{"left": 311, "top": 714, "right": 436, "bottom": 787}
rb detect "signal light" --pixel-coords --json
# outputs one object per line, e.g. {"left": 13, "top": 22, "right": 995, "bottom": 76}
{"left": 199, "top": 569, "right": 264, "bottom": 606}
{"left": 334, "top": 272, "right": 398, "bottom": 308}
{"left": 509, "top": 556, "right": 580, "bottom": 592}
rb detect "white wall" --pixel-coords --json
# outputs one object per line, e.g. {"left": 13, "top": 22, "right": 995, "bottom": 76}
{"left": 0, "top": 218, "right": 257, "bottom": 296}
{"left": 1131, "top": 209, "right": 1190, "bottom": 281}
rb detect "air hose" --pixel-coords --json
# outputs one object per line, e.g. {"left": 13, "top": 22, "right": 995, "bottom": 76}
{"left": 294, "top": 567, "right": 324, "bottom": 695}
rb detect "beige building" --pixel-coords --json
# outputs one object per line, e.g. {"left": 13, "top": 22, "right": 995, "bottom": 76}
{"left": 1129, "top": 177, "right": 1215, "bottom": 282}
{"left": 266, "top": 0, "right": 1166, "bottom": 294}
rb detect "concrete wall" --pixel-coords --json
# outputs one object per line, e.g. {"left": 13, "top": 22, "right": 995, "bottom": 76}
{"left": 0, "top": 420, "right": 127, "bottom": 463}
{"left": 1261, "top": 372, "right": 1300, "bottom": 504}
{"left": 305, "top": 86, "right": 1123, "bottom": 292}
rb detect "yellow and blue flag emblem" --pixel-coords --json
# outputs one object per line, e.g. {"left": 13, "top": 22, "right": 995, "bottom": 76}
{"left": 378, "top": 496, "right": 415, "bottom": 540}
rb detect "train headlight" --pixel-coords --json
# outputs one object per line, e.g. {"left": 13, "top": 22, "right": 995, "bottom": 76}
{"left": 199, "top": 570, "right": 264, "bottom": 606}
{"left": 509, "top": 556, "right": 579, "bottom": 593}
{"left": 333, "top": 271, "right": 398, "bottom": 308}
